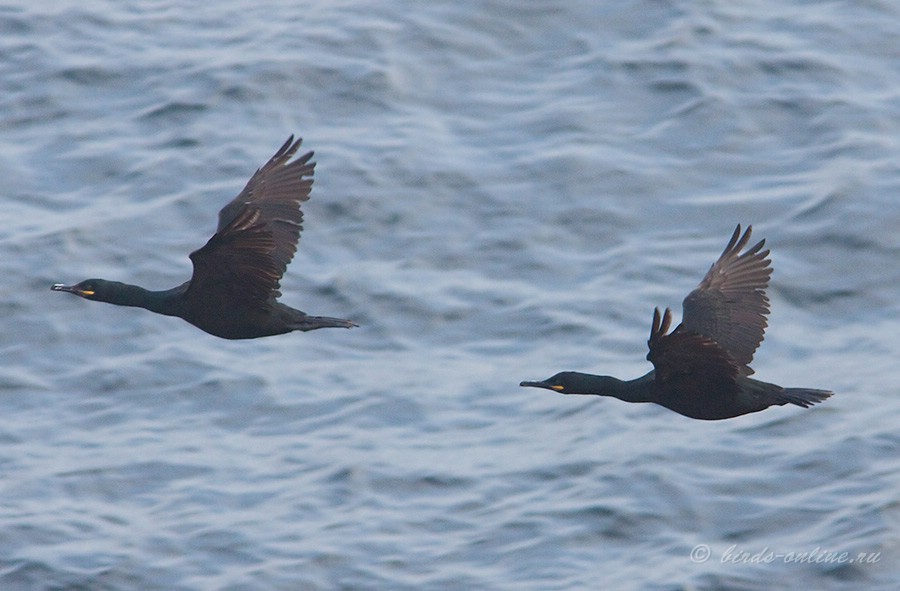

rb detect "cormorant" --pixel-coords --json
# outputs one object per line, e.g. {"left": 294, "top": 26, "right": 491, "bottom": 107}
{"left": 520, "top": 225, "right": 832, "bottom": 420}
{"left": 52, "top": 136, "right": 356, "bottom": 339}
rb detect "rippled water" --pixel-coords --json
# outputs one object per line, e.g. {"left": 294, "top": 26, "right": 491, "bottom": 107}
{"left": 2, "top": 1, "right": 899, "bottom": 590}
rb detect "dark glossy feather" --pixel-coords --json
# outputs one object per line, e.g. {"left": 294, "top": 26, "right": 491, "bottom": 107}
{"left": 647, "top": 307, "right": 741, "bottom": 417}
{"left": 187, "top": 136, "right": 313, "bottom": 307}
{"left": 679, "top": 224, "right": 771, "bottom": 375}
{"left": 648, "top": 307, "right": 739, "bottom": 391}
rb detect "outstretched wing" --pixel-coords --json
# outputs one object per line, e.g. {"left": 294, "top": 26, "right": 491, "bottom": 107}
{"left": 188, "top": 136, "right": 314, "bottom": 306}
{"left": 647, "top": 307, "right": 740, "bottom": 398}
{"left": 679, "top": 224, "right": 771, "bottom": 375}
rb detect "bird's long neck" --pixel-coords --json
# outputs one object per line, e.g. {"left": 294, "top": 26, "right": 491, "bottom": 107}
{"left": 96, "top": 281, "right": 186, "bottom": 318}
{"left": 569, "top": 372, "right": 656, "bottom": 404}
{"left": 619, "top": 372, "right": 657, "bottom": 404}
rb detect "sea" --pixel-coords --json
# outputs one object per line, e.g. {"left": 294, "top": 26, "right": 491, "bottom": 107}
{"left": 1, "top": 1, "right": 898, "bottom": 589}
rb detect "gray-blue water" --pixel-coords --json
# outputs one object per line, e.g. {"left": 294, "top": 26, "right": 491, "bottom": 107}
{"left": 2, "top": 1, "right": 899, "bottom": 589}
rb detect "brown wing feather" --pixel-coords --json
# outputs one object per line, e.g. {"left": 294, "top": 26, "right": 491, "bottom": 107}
{"left": 647, "top": 307, "right": 740, "bottom": 396}
{"left": 187, "top": 136, "right": 314, "bottom": 306}
{"left": 679, "top": 224, "right": 771, "bottom": 375}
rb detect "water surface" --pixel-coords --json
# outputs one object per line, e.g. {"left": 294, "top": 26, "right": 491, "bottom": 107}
{"left": 2, "top": 1, "right": 899, "bottom": 589}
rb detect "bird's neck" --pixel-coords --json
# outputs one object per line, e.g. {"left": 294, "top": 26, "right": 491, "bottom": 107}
{"left": 97, "top": 281, "right": 186, "bottom": 318}
{"left": 569, "top": 372, "right": 656, "bottom": 404}
{"left": 620, "top": 372, "right": 657, "bottom": 404}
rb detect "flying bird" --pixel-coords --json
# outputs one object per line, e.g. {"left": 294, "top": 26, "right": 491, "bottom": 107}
{"left": 52, "top": 135, "right": 356, "bottom": 339}
{"left": 520, "top": 225, "right": 832, "bottom": 419}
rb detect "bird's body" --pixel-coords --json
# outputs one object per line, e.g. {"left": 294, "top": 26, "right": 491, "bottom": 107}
{"left": 532, "top": 370, "right": 829, "bottom": 421}
{"left": 520, "top": 225, "right": 832, "bottom": 420}
{"left": 52, "top": 136, "right": 356, "bottom": 339}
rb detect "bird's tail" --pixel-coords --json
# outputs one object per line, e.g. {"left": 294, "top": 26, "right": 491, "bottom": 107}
{"left": 294, "top": 315, "right": 358, "bottom": 331}
{"left": 778, "top": 388, "right": 833, "bottom": 408}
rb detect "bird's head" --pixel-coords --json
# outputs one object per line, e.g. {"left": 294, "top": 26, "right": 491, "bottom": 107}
{"left": 520, "top": 371, "right": 624, "bottom": 396}
{"left": 520, "top": 371, "right": 586, "bottom": 394}
{"left": 51, "top": 279, "right": 113, "bottom": 302}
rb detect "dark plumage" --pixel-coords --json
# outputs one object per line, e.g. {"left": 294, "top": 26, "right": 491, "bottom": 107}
{"left": 520, "top": 225, "right": 832, "bottom": 420}
{"left": 52, "top": 135, "right": 356, "bottom": 339}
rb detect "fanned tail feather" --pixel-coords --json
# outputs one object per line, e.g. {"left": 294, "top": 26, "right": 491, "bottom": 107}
{"left": 295, "top": 315, "right": 357, "bottom": 331}
{"left": 779, "top": 388, "right": 833, "bottom": 408}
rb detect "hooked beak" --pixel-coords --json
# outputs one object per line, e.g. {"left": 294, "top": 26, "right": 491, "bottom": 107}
{"left": 51, "top": 283, "right": 94, "bottom": 297}
{"left": 519, "top": 380, "right": 564, "bottom": 391}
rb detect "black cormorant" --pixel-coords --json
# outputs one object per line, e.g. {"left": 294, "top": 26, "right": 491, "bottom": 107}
{"left": 52, "top": 136, "right": 356, "bottom": 339}
{"left": 520, "top": 225, "right": 832, "bottom": 420}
